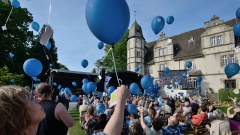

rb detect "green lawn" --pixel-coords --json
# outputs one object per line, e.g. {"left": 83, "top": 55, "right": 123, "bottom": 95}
{"left": 69, "top": 108, "right": 85, "bottom": 135}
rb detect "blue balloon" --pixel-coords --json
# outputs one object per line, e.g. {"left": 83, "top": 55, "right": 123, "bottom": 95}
{"left": 23, "top": 58, "right": 43, "bottom": 77}
{"left": 167, "top": 85, "right": 172, "bottom": 89}
{"left": 72, "top": 81, "right": 77, "bottom": 86}
{"left": 11, "top": 79, "right": 15, "bottom": 83}
{"left": 46, "top": 41, "right": 51, "bottom": 50}
{"left": 196, "top": 76, "right": 202, "bottom": 82}
{"left": 82, "top": 83, "right": 89, "bottom": 94}
{"left": 81, "top": 59, "right": 88, "bottom": 68}
{"left": 107, "top": 86, "right": 116, "bottom": 96}
{"left": 186, "top": 61, "right": 192, "bottom": 68}
{"left": 37, "top": 79, "right": 41, "bottom": 82}
{"left": 9, "top": 52, "right": 14, "bottom": 58}
{"left": 53, "top": 82, "right": 57, "bottom": 86}
{"left": 64, "top": 87, "right": 72, "bottom": 97}
{"left": 49, "top": 63, "right": 53, "bottom": 68}
{"left": 32, "top": 77, "right": 38, "bottom": 82}
{"left": 97, "top": 92, "right": 103, "bottom": 98}
{"left": 85, "top": 0, "right": 130, "bottom": 44}
{"left": 141, "top": 75, "right": 153, "bottom": 90}
{"left": 166, "top": 16, "right": 174, "bottom": 25}
{"left": 127, "top": 104, "right": 138, "bottom": 115}
{"left": 171, "top": 90, "right": 174, "bottom": 92}
{"left": 96, "top": 103, "right": 106, "bottom": 114}
{"left": 224, "top": 63, "right": 240, "bottom": 79}
{"left": 151, "top": 16, "right": 165, "bottom": 35}
{"left": 87, "top": 82, "right": 97, "bottom": 92}
{"left": 11, "top": 0, "right": 20, "bottom": 8}
{"left": 178, "top": 80, "right": 183, "bottom": 85}
{"left": 135, "top": 67, "right": 139, "bottom": 72}
{"left": 58, "top": 85, "right": 62, "bottom": 90}
{"left": 82, "top": 78, "right": 89, "bottom": 83}
{"left": 225, "top": 87, "right": 229, "bottom": 91}
{"left": 70, "top": 95, "right": 78, "bottom": 102}
{"left": 139, "top": 65, "right": 142, "bottom": 69}
{"left": 33, "top": 83, "right": 38, "bottom": 88}
{"left": 182, "top": 73, "right": 187, "bottom": 79}
{"left": 129, "top": 83, "right": 139, "bottom": 95}
{"left": 98, "top": 42, "right": 104, "bottom": 49}
{"left": 236, "top": 7, "right": 240, "bottom": 19}
{"left": 31, "top": 22, "right": 40, "bottom": 32}
{"left": 164, "top": 67, "right": 170, "bottom": 74}
{"left": 233, "top": 23, "right": 240, "bottom": 37}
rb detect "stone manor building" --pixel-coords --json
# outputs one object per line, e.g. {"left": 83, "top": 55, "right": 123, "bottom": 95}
{"left": 127, "top": 15, "right": 240, "bottom": 94}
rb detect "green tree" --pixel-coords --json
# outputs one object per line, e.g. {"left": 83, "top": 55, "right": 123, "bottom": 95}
{"left": 0, "top": 2, "right": 67, "bottom": 85}
{"left": 58, "top": 63, "right": 69, "bottom": 70}
{"left": 95, "top": 30, "right": 129, "bottom": 72}
{"left": 0, "top": 65, "right": 26, "bottom": 86}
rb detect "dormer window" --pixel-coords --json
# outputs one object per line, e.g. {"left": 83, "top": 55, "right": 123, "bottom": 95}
{"left": 188, "top": 37, "right": 195, "bottom": 42}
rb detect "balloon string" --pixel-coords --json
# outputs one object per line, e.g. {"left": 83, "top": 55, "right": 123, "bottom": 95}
{"left": 48, "top": 0, "right": 52, "bottom": 25}
{"left": 102, "top": 47, "right": 112, "bottom": 62}
{"left": 110, "top": 48, "right": 120, "bottom": 86}
{"left": 5, "top": 7, "right": 13, "bottom": 26}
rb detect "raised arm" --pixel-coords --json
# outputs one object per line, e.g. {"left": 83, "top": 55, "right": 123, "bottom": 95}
{"left": 138, "top": 107, "right": 148, "bottom": 130}
{"left": 227, "top": 106, "right": 234, "bottom": 118}
{"left": 103, "top": 85, "right": 130, "bottom": 135}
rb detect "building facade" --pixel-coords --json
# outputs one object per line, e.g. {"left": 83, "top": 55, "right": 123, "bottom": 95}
{"left": 127, "top": 15, "right": 240, "bottom": 94}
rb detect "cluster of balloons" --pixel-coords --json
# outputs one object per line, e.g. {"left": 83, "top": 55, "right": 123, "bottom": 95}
{"left": 151, "top": 16, "right": 175, "bottom": 35}
{"left": 195, "top": 76, "right": 202, "bottom": 90}
{"left": 233, "top": 7, "right": 240, "bottom": 37}
{"left": 141, "top": 75, "right": 160, "bottom": 98}
{"left": 82, "top": 78, "right": 97, "bottom": 94}
{"left": 59, "top": 87, "right": 73, "bottom": 97}
{"left": 85, "top": 0, "right": 130, "bottom": 45}
{"left": 70, "top": 95, "right": 78, "bottom": 102}
{"left": 81, "top": 59, "right": 88, "bottom": 68}
{"left": 224, "top": 63, "right": 240, "bottom": 79}
{"left": 23, "top": 58, "right": 43, "bottom": 77}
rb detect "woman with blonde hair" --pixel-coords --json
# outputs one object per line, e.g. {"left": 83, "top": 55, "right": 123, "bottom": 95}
{"left": 0, "top": 85, "right": 45, "bottom": 135}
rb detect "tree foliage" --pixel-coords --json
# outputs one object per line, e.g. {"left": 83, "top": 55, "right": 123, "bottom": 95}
{"left": 95, "top": 30, "right": 129, "bottom": 72}
{"left": 0, "top": 2, "right": 67, "bottom": 86}
{"left": 0, "top": 66, "right": 26, "bottom": 86}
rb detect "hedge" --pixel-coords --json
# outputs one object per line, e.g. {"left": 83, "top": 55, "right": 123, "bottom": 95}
{"left": 218, "top": 88, "right": 240, "bottom": 102}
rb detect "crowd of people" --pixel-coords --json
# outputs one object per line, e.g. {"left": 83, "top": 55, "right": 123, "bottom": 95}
{"left": 1, "top": 83, "right": 240, "bottom": 135}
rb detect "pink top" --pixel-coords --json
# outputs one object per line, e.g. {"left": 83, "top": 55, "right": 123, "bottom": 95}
{"left": 229, "top": 119, "right": 240, "bottom": 131}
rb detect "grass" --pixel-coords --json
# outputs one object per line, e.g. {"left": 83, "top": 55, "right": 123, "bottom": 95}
{"left": 69, "top": 108, "right": 85, "bottom": 135}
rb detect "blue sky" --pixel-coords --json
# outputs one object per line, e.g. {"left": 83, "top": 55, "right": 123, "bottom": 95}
{"left": 19, "top": 0, "right": 239, "bottom": 72}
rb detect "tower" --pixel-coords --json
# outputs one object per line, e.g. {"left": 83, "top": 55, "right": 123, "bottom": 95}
{"left": 127, "top": 20, "right": 145, "bottom": 75}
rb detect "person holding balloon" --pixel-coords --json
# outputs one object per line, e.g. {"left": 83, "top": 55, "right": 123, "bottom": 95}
{"left": 35, "top": 83, "right": 74, "bottom": 135}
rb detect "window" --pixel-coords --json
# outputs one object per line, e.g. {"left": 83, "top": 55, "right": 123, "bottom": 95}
{"left": 160, "top": 64, "right": 164, "bottom": 71}
{"left": 159, "top": 48, "right": 167, "bottom": 56}
{"left": 136, "top": 51, "right": 140, "bottom": 57}
{"left": 210, "top": 37, "right": 216, "bottom": 46}
{"left": 145, "top": 67, "right": 149, "bottom": 75}
{"left": 187, "top": 78, "right": 197, "bottom": 88}
{"left": 211, "top": 35, "right": 223, "bottom": 46}
{"left": 217, "top": 35, "right": 223, "bottom": 45}
{"left": 229, "top": 54, "right": 235, "bottom": 63}
{"left": 225, "top": 80, "right": 236, "bottom": 88}
{"left": 221, "top": 55, "right": 228, "bottom": 67}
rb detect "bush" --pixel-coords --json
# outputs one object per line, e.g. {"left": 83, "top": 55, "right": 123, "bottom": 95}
{"left": 219, "top": 88, "right": 240, "bottom": 102}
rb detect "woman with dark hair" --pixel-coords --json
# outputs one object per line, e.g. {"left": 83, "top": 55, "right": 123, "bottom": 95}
{"left": 229, "top": 112, "right": 240, "bottom": 131}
